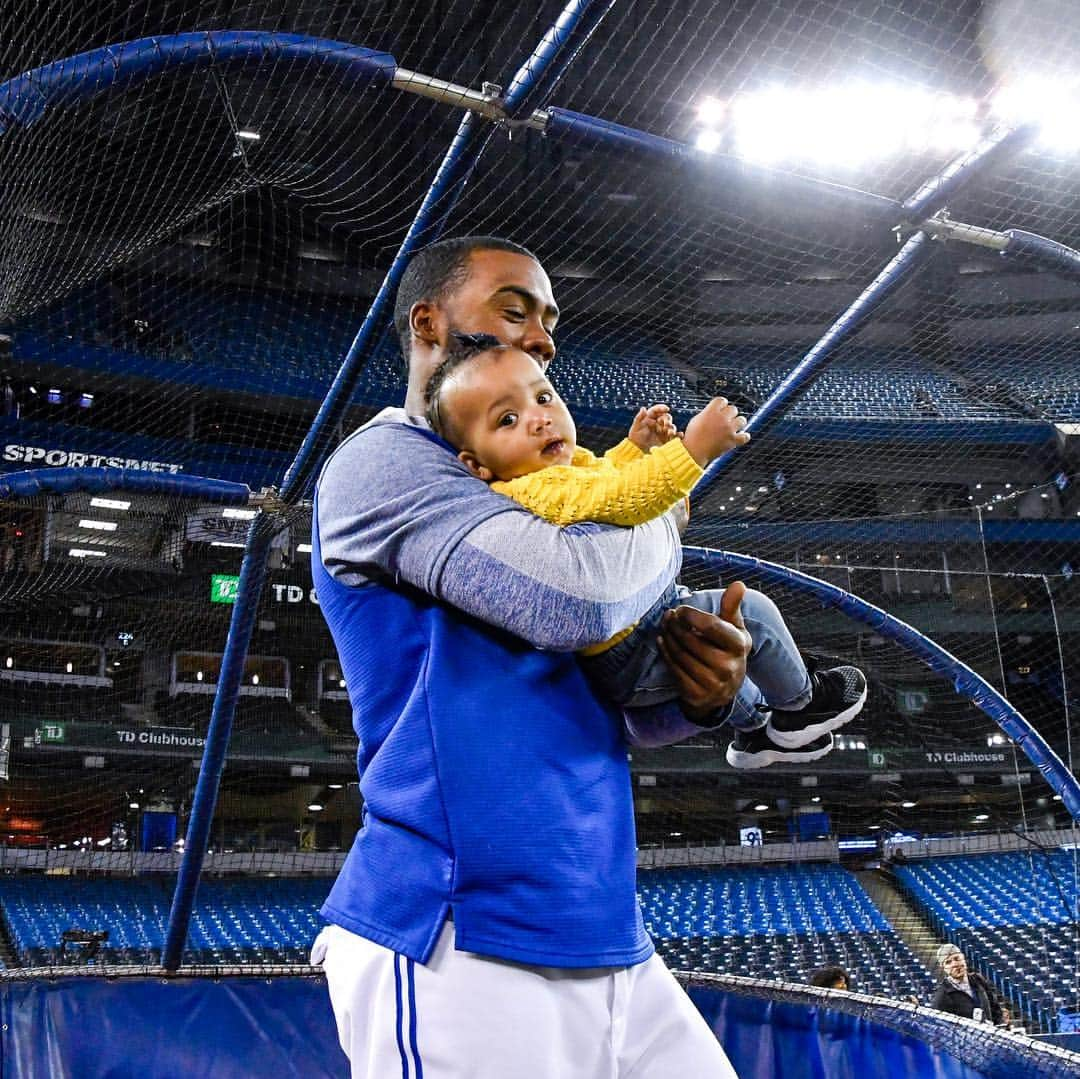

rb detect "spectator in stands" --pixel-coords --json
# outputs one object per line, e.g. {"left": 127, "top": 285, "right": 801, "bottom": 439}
{"left": 932, "top": 943, "right": 1004, "bottom": 1025}
{"left": 808, "top": 966, "right": 850, "bottom": 991}
{"left": 310, "top": 236, "right": 748, "bottom": 1077}
{"left": 423, "top": 332, "right": 867, "bottom": 768}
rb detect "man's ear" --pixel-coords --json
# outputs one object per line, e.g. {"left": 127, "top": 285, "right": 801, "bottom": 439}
{"left": 410, "top": 300, "right": 444, "bottom": 347}
{"left": 458, "top": 450, "right": 493, "bottom": 482}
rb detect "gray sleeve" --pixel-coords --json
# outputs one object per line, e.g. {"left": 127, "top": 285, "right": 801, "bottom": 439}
{"left": 316, "top": 421, "right": 681, "bottom": 651}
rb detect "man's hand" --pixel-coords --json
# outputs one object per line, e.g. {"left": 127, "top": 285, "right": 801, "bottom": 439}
{"left": 657, "top": 581, "right": 751, "bottom": 722}
{"left": 628, "top": 403, "right": 678, "bottom": 452}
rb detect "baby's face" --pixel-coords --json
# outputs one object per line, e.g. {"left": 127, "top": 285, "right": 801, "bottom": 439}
{"left": 444, "top": 348, "right": 577, "bottom": 482}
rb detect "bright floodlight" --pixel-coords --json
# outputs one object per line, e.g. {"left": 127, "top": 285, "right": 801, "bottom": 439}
{"left": 696, "top": 95, "right": 724, "bottom": 126}
{"left": 694, "top": 129, "right": 722, "bottom": 154}
{"left": 993, "top": 79, "right": 1080, "bottom": 154}
{"left": 731, "top": 83, "right": 983, "bottom": 168}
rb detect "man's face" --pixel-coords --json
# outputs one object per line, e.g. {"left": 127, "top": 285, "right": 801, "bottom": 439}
{"left": 443, "top": 347, "right": 577, "bottom": 482}
{"left": 942, "top": 951, "right": 967, "bottom": 980}
{"left": 415, "top": 249, "right": 559, "bottom": 387}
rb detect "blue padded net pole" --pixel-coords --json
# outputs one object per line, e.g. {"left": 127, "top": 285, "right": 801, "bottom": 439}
{"left": 901, "top": 124, "right": 1038, "bottom": 223}
{"left": 683, "top": 547, "right": 1080, "bottom": 822}
{"left": 541, "top": 107, "right": 903, "bottom": 228}
{"left": 161, "top": 116, "right": 488, "bottom": 973}
{"left": 696, "top": 122, "right": 1043, "bottom": 497}
{"left": 499, "top": 0, "right": 617, "bottom": 119}
{"left": 0, "top": 468, "right": 249, "bottom": 504}
{"left": 0, "top": 32, "right": 396, "bottom": 136}
{"left": 162, "top": 0, "right": 614, "bottom": 971}
{"left": 695, "top": 230, "right": 937, "bottom": 497}
{"left": 1000, "top": 229, "right": 1080, "bottom": 283}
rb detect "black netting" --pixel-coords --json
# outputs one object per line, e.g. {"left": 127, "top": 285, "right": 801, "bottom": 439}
{"left": 0, "top": 0, "right": 1078, "bottom": 1056}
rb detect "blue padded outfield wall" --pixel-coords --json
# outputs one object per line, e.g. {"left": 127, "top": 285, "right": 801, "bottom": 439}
{"left": 2, "top": 974, "right": 1071, "bottom": 1079}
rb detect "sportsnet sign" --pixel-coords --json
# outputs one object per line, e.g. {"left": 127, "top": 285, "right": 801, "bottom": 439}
{"left": 3, "top": 442, "right": 183, "bottom": 473}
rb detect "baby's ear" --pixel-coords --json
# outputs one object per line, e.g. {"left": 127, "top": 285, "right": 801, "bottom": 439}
{"left": 458, "top": 451, "right": 493, "bottom": 482}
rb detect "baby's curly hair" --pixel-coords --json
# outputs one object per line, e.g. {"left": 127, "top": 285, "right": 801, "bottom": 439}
{"left": 423, "top": 331, "right": 506, "bottom": 441}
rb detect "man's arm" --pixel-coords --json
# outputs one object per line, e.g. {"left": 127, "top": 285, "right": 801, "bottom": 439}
{"left": 318, "top": 419, "right": 682, "bottom": 652}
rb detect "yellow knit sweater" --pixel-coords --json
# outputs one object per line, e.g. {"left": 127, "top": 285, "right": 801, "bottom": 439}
{"left": 491, "top": 437, "right": 703, "bottom": 527}
{"left": 492, "top": 437, "right": 703, "bottom": 654}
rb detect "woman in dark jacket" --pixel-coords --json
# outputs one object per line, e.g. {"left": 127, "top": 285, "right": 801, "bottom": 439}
{"left": 931, "top": 943, "right": 1003, "bottom": 1024}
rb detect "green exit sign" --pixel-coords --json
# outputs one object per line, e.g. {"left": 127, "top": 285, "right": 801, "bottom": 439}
{"left": 211, "top": 574, "right": 240, "bottom": 604}
{"left": 40, "top": 723, "right": 65, "bottom": 743}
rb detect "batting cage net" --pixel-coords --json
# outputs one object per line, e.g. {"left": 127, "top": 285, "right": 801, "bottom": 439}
{"left": 0, "top": 0, "right": 1078, "bottom": 1057}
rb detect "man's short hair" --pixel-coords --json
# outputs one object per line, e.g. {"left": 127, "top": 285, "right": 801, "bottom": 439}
{"left": 392, "top": 236, "right": 537, "bottom": 365}
{"left": 808, "top": 966, "right": 849, "bottom": 990}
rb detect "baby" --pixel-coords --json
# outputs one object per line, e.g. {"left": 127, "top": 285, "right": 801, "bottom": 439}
{"left": 424, "top": 332, "right": 866, "bottom": 768}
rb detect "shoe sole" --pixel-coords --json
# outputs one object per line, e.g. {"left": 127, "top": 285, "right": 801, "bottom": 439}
{"left": 726, "top": 734, "right": 835, "bottom": 770}
{"left": 765, "top": 678, "right": 867, "bottom": 749}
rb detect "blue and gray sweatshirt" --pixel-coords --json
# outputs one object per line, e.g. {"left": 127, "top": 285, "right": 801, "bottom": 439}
{"left": 314, "top": 408, "right": 698, "bottom": 968}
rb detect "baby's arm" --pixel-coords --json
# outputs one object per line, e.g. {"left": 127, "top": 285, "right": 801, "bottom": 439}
{"left": 492, "top": 438, "right": 703, "bottom": 527}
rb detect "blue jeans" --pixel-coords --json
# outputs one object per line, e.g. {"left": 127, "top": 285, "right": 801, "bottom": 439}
{"left": 582, "top": 583, "right": 812, "bottom": 731}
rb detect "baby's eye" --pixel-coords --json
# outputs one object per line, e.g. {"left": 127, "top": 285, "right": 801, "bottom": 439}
{"left": 497, "top": 412, "right": 517, "bottom": 428}
{"left": 537, "top": 391, "right": 553, "bottom": 405}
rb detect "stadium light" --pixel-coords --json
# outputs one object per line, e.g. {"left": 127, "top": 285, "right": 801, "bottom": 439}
{"left": 235, "top": 130, "right": 261, "bottom": 141}
{"left": 78, "top": 519, "right": 117, "bottom": 531}
{"left": 993, "top": 80, "right": 1080, "bottom": 155}
{"left": 90, "top": 497, "right": 130, "bottom": 511}
{"left": 694, "top": 129, "right": 722, "bottom": 154}
{"left": 973, "top": 814, "right": 989, "bottom": 822}
{"left": 901, "top": 800, "right": 917, "bottom": 808}
{"left": 696, "top": 96, "right": 724, "bottom": 126}
{"left": 307, "top": 802, "right": 324, "bottom": 812}
{"left": 69, "top": 548, "right": 106, "bottom": 558}
{"left": 754, "top": 803, "right": 769, "bottom": 812}
{"left": 728, "top": 83, "right": 981, "bottom": 168}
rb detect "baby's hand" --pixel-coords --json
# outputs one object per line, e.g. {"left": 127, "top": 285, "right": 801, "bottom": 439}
{"left": 681, "top": 397, "right": 750, "bottom": 466}
{"left": 629, "top": 404, "right": 678, "bottom": 452}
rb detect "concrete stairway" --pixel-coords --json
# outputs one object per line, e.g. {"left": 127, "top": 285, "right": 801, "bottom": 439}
{"left": 856, "top": 867, "right": 943, "bottom": 973}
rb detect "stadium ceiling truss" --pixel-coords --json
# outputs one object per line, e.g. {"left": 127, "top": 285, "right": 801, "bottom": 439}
{"left": 0, "top": 4, "right": 1079, "bottom": 968}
